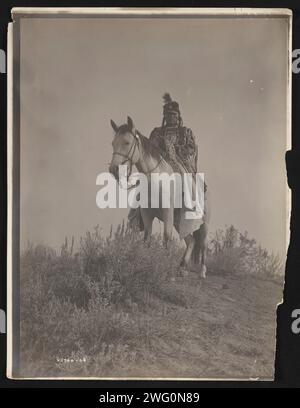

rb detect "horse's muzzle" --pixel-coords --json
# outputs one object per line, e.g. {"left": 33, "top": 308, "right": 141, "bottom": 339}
{"left": 109, "top": 164, "right": 119, "bottom": 181}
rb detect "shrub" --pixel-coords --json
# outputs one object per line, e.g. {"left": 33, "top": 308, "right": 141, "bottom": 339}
{"left": 19, "top": 223, "right": 283, "bottom": 377}
{"left": 207, "top": 225, "right": 284, "bottom": 278}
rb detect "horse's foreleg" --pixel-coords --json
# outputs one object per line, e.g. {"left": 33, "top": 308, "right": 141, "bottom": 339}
{"left": 141, "top": 209, "right": 153, "bottom": 246}
{"left": 144, "top": 227, "right": 152, "bottom": 244}
{"left": 163, "top": 225, "right": 173, "bottom": 249}
{"left": 162, "top": 209, "right": 173, "bottom": 249}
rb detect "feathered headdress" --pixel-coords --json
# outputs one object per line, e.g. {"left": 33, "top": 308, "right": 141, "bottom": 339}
{"left": 162, "top": 93, "right": 180, "bottom": 116}
{"left": 163, "top": 93, "right": 172, "bottom": 104}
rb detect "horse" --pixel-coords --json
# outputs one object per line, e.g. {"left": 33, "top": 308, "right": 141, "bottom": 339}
{"left": 109, "top": 116, "right": 210, "bottom": 278}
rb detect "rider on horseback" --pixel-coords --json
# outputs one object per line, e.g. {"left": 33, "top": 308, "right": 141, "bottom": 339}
{"left": 149, "top": 93, "right": 198, "bottom": 176}
{"left": 128, "top": 93, "right": 202, "bottom": 230}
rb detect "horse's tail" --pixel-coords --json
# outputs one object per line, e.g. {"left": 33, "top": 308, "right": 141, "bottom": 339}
{"left": 192, "top": 227, "right": 202, "bottom": 264}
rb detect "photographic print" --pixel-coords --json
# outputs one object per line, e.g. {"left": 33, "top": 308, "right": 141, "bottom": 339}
{"left": 7, "top": 8, "right": 291, "bottom": 379}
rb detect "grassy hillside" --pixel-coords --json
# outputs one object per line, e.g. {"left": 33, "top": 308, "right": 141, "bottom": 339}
{"left": 19, "top": 225, "right": 284, "bottom": 379}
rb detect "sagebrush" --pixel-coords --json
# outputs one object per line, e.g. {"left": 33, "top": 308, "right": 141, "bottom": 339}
{"left": 19, "top": 224, "right": 283, "bottom": 377}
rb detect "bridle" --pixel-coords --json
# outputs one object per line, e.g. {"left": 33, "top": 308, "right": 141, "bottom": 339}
{"left": 111, "top": 129, "right": 164, "bottom": 182}
{"left": 111, "top": 130, "right": 139, "bottom": 179}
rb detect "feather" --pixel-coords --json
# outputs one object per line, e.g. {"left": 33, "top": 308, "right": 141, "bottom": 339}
{"left": 163, "top": 93, "right": 172, "bottom": 104}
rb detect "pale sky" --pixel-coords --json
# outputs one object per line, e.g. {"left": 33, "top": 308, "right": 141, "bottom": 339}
{"left": 19, "top": 16, "right": 289, "bottom": 259}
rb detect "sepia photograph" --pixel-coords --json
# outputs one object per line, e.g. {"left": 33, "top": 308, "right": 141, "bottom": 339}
{"left": 7, "top": 8, "right": 291, "bottom": 380}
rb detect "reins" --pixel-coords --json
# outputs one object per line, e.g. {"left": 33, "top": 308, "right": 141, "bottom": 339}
{"left": 111, "top": 130, "right": 164, "bottom": 188}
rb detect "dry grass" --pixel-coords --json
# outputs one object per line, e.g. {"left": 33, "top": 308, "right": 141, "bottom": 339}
{"left": 19, "top": 224, "right": 284, "bottom": 379}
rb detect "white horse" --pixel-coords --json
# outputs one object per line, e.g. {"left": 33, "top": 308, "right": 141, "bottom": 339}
{"left": 109, "top": 116, "right": 210, "bottom": 278}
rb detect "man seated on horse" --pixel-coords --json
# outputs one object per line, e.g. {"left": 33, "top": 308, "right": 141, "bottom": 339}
{"left": 128, "top": 93, "right": 201, "bottom": 230}
{"left": 149, "top": 93, "right": 198, "bottom": 177}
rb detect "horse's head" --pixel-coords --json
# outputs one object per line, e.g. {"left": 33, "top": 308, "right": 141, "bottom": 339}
{"left": 109, "top": 116, "right": 140, "bottom": 180}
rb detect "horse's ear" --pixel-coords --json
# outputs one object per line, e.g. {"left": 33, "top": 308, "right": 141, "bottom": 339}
{"left": 127, "top": 116, "right": 135, "bottom": 132}
{"left": 110, "top": 119, "right": 119, "bottom": 133}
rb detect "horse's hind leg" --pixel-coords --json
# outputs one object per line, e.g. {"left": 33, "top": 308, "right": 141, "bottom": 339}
{"left": 199, "top": 245, "right": 207, "bottom": 278}
{"left": 199, "top": 224, "right": 208, "bottom": 279}
{"left": 180, "top": 234, "right": 195, "bottom": 275}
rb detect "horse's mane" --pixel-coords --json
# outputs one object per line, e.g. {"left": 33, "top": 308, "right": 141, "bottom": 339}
{"left": 136, "top": 130, "right": 162, "bottom": 161}
{"left": 118, "top": 124, "right": 162, "bottom": 161}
